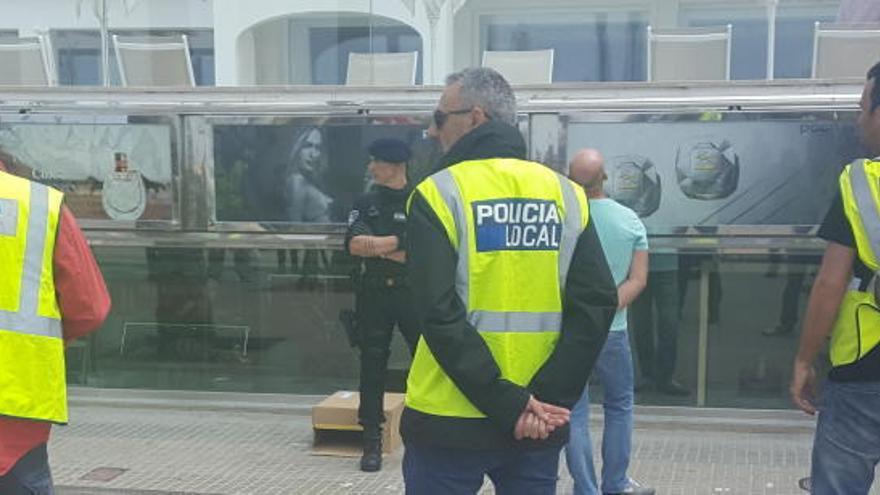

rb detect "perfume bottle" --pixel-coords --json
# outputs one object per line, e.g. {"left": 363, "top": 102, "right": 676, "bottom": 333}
{"left": 114, "top": 152, "right": 129, "bottom": 173}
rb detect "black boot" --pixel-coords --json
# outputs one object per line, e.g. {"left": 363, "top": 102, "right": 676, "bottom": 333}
{"left": 360, "top": 426, "right": 383, "bottom": 472}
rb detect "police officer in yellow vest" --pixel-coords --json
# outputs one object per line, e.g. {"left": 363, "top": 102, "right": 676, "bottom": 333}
{"left": 403, "top": 67, "right": 617, "bottom": 494}
{"left": 791, "top": 61, "right": 880, "bottom": 494}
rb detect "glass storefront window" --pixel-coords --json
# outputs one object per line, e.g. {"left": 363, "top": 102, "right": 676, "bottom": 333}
{"left": 480, "top": 11, "right": 648, "bottom": 82}
{"left": 302, "top": 20, "right": 423, "bottom": 85}
{"left": 775, "top": 4, "right": 837, "bottom": 78}
{"left": 0, "top": 0, "right": 858, "bottom": 87}
{"left": 680, "top": 5, "right": 770, "bottom": 80}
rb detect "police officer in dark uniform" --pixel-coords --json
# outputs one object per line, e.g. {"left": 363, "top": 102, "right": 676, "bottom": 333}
{"left": 344, "top": 138, "right": 420, "bottom": 472}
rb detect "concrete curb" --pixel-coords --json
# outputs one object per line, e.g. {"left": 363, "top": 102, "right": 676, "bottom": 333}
{"left": 68, "top": 387, "right": 324, "bottom": 416}
{"left": 68, "top": 387, "right": 816, "bottom": 433}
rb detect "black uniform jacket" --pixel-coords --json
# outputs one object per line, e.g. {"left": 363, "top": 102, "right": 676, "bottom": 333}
{"left": 403, "top": 121, "right": 618, "bottom": 450}
{"left": 344, "top": 185, "right": 410, "bottom": 280}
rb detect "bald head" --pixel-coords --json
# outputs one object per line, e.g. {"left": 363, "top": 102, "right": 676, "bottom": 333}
{"left": 568, "top": 148, "right": 606, "bottom": 198}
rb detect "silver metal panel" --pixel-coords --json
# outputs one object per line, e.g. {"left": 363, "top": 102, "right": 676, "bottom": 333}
{"left": 0, "top": 80, "right": 863, "bottom": 252}
{"left": 78, "top": 230, "right": 827, "bottom": 253}
{"left": 83, "top": 230, "right": 343, "bottom": 250}
{"left": 0, "top": 81, "right": 862, "bottom": 114}
{"left": 184, "top": 115, "right": 212, "bottom": 231}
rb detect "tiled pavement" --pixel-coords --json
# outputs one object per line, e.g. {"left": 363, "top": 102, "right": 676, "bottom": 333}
{"left": 46, "top": 388, "right": 864, "bottom": 495}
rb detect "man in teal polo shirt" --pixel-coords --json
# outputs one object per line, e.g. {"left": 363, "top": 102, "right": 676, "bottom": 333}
{"left": 565, "top": 148, "right": 654, "bottom": 495}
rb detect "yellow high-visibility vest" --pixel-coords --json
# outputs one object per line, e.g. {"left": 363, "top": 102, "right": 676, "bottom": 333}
{"left": 0, "top": 170, "right": 67, "bottom": 424}
{"left": 405, "top": 158, "right": 589, "bottom": 418}
{"left": 831, "top": 158, "right": 880, "bottom": 366}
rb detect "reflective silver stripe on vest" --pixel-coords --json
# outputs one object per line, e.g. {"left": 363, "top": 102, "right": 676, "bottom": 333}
{"left": 849, "top": 159, "right": 880, "bottom": 264}
{"left": 468, "top": 310, "right": 563, "bottom": 333}
{"left": 432, "top": 169, "right": 470, "bottom": 307}
{"left": 557, "top": 175, "right": 583, "bottom": 293}
{"left": 0, "top": 182, "right": 62, "bottom": 339}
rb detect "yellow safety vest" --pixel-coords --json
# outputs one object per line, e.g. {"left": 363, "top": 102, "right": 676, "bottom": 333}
{"left": 405, "top": 158, "right": 589, "bottom": 418}
{"left": 0, "top": 170, "right": 67, "bottom": 424}
{"left": 831, "top": 158, "right": 880, "bottom": 367}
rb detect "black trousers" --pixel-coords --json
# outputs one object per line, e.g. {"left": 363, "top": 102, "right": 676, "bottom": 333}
{"left": 631, "top": 270, "right": 680, "bottom": 383}
{"left": 356, "top": 284, "right": 420, "bottom": 429}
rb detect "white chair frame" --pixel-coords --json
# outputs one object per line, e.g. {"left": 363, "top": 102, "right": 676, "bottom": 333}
{"left": 646, "top": 25, "right": 732, "bottom": 82}
{"left": 812, "top": 21, "right": 880, "bottom": 79}
{"left": 345, "top": 51, "right": 419, "bottom": 86}
{"left": 113, "top": 34, "right": 196, "bottom": 87}
{"left": 481, "top": 49, "right": 555, "bottom": 85}
{"left": 0, "top": 35, "right": 56, "bottom": 86}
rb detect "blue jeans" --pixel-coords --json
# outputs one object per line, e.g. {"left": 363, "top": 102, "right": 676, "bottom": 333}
{"left": 0, "top": 444, "right": 54, "bottom": 495}
{"left": 811, "top": 380, "right": 880, "bottom": 494}
{"left": 565, "top": 330, "right": 634, "bottom": 495}
{"left": 403, "top": 443, "right": 562, "bottom": 495}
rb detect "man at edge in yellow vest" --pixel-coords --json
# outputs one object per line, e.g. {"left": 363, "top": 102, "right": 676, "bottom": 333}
{"left": 0, "top": 147, "right": 111, "bottom": 494}
{"left": 403, "top": 67, "right": 617, "bottom": 494}
{"left": 790, "top": 61, "right": 880, "bottom": 494}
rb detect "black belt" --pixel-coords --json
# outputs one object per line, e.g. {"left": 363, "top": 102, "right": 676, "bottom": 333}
{"left": 362, "top": 275, "right": 408, "bottom": 288}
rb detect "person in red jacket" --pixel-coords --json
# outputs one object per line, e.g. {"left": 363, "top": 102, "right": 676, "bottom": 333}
{"left": 0, "top": 148, "right": 111, "bottom": 494}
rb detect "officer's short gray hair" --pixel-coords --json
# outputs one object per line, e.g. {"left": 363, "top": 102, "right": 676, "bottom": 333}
{"left": 445, "top": 67, "right": 517, "bottom": 125}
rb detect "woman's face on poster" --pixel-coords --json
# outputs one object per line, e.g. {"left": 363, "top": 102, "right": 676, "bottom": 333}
{"left": 296, "top": 129, "right": 323, "bottom": 175}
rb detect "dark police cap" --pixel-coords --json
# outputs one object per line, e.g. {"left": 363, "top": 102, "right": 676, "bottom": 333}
{"left": 368, "top": 138, "right": 411, "bottom": 164}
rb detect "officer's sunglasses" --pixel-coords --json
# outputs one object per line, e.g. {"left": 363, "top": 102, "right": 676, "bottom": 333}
{"left": 433, "top": 107, "right": 473, "bottom": 129}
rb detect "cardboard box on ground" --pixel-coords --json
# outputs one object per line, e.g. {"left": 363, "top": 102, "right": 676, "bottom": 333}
{"left": 312, "top": 391, "right": 405, "bottom": 457}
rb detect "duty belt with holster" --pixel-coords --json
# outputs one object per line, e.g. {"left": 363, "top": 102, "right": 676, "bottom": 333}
{"left": 361, "top": 273, "right": 408, "bottom": 288}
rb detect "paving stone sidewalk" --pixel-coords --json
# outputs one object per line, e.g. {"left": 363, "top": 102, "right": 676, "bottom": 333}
{"left": 44, "top": 389, "right": 865, "bottom": 495}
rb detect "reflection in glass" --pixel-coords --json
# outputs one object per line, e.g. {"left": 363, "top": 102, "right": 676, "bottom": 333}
{"left": 85, "top": 247, "right": 367, "bottom": 393}
{"left": 762, "top": 254, "right": 819, "bottom": 337}
{"left": 631, "top": 254, "right": 690, "bottom": 400}
{"left": 481, "top": 10, "right": 647, "bottom": 82}
{"left": 706, "top": 255, "right": 824, "bottom": 408}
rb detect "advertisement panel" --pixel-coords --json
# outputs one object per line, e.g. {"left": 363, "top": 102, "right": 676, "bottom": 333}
{"left": 567, "top": 115, "right": 864, "bottom": 227}
{"left": 0, "top": 122, "right": 174, "bottom": 221}
{"left": 212, "top": 118, "right": 440, "bottom": 224}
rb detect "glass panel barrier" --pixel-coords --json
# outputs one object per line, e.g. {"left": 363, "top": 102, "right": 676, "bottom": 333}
{"left": 68, "top": 246, "right": 420, "bottom": 394}
{"left": 71, "top": 247, "right": 830, "bottom": 408}
{"left": 702, "top": 253, "right": 826, "bottom": 409}
{"left": 0, "top": 84, "right": 849, "bottom": 409}
{"left": 626, "top": 252, "right": 701, "bottom": 407}
{"left": 618, "top": 251, "right": 832, "bottom": 410}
